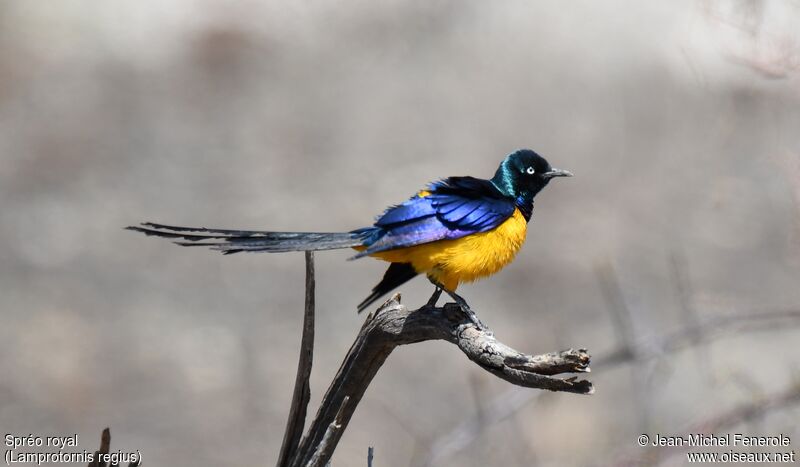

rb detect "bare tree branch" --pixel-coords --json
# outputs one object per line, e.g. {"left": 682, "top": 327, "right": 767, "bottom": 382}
{"left": 288, "top": 294, "right": 593, "bottom": 467}
{"left": 87, "top": 428, "right": 110, "bottom": 467}
{"left": 424, "top": 307, "right": 800, "bottom": 464}
{"left": 87, "top": 428, "right": 140, "bottom": 467}
{"left": 307, "top": 396, "right": 350, "bottom": 467}
{"left": 277, "top": 251, "right": 316, "bottom": 467}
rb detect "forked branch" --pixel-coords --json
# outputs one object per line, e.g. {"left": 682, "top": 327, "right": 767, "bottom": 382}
{"left": 284, "top": 274, "right": 592, "bottom": 466}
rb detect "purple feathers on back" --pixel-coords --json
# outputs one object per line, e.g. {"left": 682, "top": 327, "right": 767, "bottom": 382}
{"left": 350, "top": 177, "right": 516, "bottom": 258}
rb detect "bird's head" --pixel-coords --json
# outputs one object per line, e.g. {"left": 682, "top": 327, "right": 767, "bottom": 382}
{"left": 490, "top": 149, "right": 572, "bottom": 199}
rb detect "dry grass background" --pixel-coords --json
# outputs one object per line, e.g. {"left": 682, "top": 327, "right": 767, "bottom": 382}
{"left": 1, "top": 1, "right": 799, "bottom": 466}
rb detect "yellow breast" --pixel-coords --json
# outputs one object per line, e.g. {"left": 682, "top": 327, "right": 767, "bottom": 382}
{"left": 368, "top": 208, "right": 528, "bottom": 291}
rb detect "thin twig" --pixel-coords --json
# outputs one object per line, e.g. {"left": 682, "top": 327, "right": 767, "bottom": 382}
{"left": 277, "top": 252, "right": 317, "bottom": 467}
{"left": 87, "top": 428, "right": 140, "bottom": 467}
{"left": 87, "top": 428, "right": 110, "bottom": 467}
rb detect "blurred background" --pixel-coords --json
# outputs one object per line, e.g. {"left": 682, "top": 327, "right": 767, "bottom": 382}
{"left": 1, "top": 1, "right": 799, "bottom": 466}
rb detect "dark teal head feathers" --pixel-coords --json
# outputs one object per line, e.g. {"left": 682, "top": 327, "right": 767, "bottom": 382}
{"left": 490, "top": 149, "right": 572, "bottom": 198}
{"left": 490, "top": 149, "right": 572, "bottom": 219}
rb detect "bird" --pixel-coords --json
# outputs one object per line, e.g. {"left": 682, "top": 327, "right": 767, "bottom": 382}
{"left": 127, "top": 149, "right": 572, "bottom": 328}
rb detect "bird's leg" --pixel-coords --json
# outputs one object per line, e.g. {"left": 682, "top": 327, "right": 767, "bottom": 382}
{"left": 426, "top": 286, "right": 443, "bottom": 307}
{"left": 427, "top": 278, "right": 489, "bottom": 331}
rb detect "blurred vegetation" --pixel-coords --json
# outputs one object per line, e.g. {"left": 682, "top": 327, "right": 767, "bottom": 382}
{"left": 1, "top": 1, "right": 799, "bottom": 466}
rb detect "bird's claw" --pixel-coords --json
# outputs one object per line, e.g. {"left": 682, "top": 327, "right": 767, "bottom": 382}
{"left": 426, "top": 279, "right": 490, "bottom": 332}
{"left": 458, "top": 303, "right": 490, "bottom": 332}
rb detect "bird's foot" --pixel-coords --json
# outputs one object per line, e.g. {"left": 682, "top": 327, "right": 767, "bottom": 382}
{"left": 447, "top": 293, "right": 490, "bottom": 332}
{"left": 426, "top": 278, "right": 491, "bottom": 332}
{"left": 457, "top": 303, "right": 490, "bottom": 332}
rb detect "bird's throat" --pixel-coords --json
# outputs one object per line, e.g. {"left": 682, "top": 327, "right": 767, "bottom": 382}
{"left": 516, "top": 194, "right": 534, "bottom": 221}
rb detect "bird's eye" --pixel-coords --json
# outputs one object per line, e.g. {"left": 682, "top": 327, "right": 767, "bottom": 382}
{"left": 525, "top": 167, "right": 535, "bottom": 175}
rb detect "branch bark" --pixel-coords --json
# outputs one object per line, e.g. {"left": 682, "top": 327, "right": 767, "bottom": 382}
{"left": 87, "top": 428, "right": 140, "bottom": 467}
{"left": 277, "top": 251, "right": 316, "bottom": 467}
{"left": 289, "top": 293, "right": 593, "bottom": 467}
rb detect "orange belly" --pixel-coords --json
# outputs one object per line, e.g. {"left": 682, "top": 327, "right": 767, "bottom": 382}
{"left": 362, "top": 208, "right": 528, "bottom": 291}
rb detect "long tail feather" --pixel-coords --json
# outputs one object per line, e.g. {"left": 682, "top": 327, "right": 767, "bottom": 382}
{"left": 126, "top": 222, "right": 367, "bottom": 254}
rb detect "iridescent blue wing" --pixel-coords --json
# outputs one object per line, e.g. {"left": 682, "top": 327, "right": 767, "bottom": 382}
{"left": 351, "top": 177, "right": 515, "bottom": 258}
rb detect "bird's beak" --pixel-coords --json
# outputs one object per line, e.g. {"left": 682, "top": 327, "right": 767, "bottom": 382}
{"left": 543, "top": 168, "right": 573, "bottom": 179}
